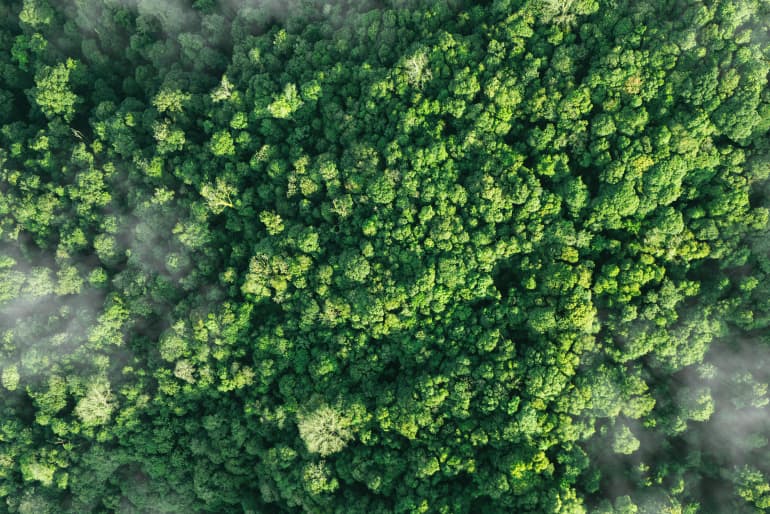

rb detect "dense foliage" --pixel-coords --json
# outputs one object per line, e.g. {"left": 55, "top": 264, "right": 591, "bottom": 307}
{"left": 2, "top": 0, "right": 770, "bottom": 512}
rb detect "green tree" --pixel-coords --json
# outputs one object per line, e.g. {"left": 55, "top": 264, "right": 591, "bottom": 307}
{"left": 30, "top": 59, "right": 79, "bottom": 121}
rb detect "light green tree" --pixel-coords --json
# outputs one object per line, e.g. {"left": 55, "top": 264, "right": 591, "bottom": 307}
{"left": 74, "top": 379, "right": 115, "bottom": 427}
{"left": 403, "top": 51, "right": 432, "bottom": 89}
{"left": 297, "top": 404, "right": 353, "bottom": 457}
{"left": 268, "top": 83, "right": 303, "bottom": 119}
{"left": 19, "top": 0, "right": 54, "bottom": 28}
{"left": 152, "top": 88, "right": 191, "bottom": 114}
{"left": 612, "top": 424, "right": 640, "bottom": 455}
{"left": 201, "top": 177, "right": 236, "bottom": 213}
{"left": 1, "top": 365, "right": 20, "bottom": 391}
{"left": 303, "top": 461, "right": 339, "bottom": 495}
{"left": 209, "top": 130, "right": 235, "bottom": 157}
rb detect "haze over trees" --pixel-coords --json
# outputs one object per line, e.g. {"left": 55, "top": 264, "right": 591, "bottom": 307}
{"left": 1, "top": 0, "right": 770, "bottom": 512}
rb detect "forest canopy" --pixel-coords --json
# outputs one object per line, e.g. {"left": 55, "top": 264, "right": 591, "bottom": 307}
{"left": 1, "top": 0, "right": 770, "bottom": 512}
